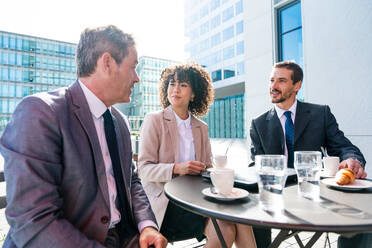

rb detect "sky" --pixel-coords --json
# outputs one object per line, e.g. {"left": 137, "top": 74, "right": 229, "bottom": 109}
{"left": 0, "top": 0, "right": 187, "bottom": 62}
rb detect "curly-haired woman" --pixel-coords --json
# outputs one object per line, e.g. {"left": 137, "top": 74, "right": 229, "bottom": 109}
{"left": 138, "top": 63, "right": 256, "bottom": 248}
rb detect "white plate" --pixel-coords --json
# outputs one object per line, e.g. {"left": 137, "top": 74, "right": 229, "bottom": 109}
{"left": 321, "top": 178, "right": 372, "bottom": 191}
{"left": 202, "top": 187, "right": 249, "bottom": 201}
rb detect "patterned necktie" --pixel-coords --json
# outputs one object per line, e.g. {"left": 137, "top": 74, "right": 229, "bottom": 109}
{"left": 284, "top": 111, "right": 294, "bottom": 168}
{"left": 103, "top": 109, "right": 129, "bottom": 238}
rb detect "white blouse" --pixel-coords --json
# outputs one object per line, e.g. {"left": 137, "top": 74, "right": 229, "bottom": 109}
{"left": 173, "top": 110, "right": 196, "bottom": 163}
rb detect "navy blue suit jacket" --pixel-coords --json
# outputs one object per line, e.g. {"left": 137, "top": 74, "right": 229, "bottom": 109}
{"left": 250, "top": 101, "right": 366, "bottom": 166}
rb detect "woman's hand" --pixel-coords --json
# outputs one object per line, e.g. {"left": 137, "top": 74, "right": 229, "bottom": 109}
{"left": 173, "top": 161, "right": 206, "bottom": 175}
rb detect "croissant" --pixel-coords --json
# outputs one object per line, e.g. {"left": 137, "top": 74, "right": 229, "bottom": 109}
{"left": 335, "top": 168, "right": 355, "bottom": 185}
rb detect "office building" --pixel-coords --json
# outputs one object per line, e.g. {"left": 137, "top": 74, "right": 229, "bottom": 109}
{"left": 184, "top": 0, "right": 372, "bottom": 176}
{"left": 0, "top": 30, "right": 77, "bottom": 132}
{"left": 116, "top": 56, "right": 179, "bottom": 131}
{"left": 184, "top": 0, "right": 247, "bottom": 138}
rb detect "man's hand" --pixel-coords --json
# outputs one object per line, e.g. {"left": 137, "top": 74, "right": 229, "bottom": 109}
{"left": 139, "top": 227, "right": 167, "bottom": 248}
{"left": 173, "top": 161, "right": 206, "bottom": 175}
{"left": 339, "top": 158, "right": 367, "bottom": 179}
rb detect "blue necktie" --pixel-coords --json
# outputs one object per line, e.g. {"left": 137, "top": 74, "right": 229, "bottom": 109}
{"left": 284, "top": 111, "right": 294, "bottom": 168}
{"left": 103, "top": 110, "right": 132, "bottom": 239}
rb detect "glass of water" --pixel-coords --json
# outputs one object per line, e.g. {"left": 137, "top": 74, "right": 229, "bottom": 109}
{"left": 255, "top": 155, "right": 287, "bottom": 212}
{"left": 294, "top": 151, "right": 322, "bottom": 199}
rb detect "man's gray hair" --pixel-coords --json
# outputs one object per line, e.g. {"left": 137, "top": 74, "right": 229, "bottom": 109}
{"left": 76, "top": 25, "right": 135, "bottom": 77}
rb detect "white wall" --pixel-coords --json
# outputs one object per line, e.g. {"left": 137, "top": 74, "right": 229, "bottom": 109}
{"left": 244, "top": 0, "right": 274, "bottom": 134}
{"left": 302, "top": 0, "right": 372, "bottom": 177}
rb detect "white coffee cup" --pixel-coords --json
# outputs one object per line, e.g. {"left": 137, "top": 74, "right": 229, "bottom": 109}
{"left": 323, "top": 156, "right": 340, "bottom": 176}
{"left": 214, "top": 155, "right": 228, "bottom": 169}
{"left": 210, "top": 168, "right": 234, "bottom": 195}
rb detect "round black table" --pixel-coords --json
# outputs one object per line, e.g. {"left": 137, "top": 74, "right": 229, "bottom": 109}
{"left": 164, "top": 175, "right": 372, "bottom": 248}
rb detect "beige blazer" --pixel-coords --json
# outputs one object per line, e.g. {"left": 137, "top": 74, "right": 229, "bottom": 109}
{"left": 138, "top": 106, "right": 212, "bottom": 227}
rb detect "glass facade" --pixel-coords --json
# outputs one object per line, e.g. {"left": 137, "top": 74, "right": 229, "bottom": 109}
{"left": 185, "top": 0, "right": 245, "bottom": 82}
{"left": 203, "top": 94, "right": 245, "bottom": 138}
{"left": 278, "top": 0, "right": 304, "bottom": 101}
{"left": 120, "top": 56, "right": 179, "bottom": 131}
{"left": 184, "top": 0, "right": 246, "bottom": 138}
{"left": 0, "top": 30, "right": 76, "bottom": 132}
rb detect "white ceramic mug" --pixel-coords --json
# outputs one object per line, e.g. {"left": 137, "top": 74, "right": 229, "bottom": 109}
{"left": 214, "top": 154, "right": 228, "bottom": 169}
{"left": 210, "top": 168, "right": 234, "bottom": 195}
{"left": 323, "top": 156, "right": 340, "bottom": 176}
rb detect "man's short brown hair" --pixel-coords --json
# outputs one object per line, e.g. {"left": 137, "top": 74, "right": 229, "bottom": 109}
{"left": 274, "top": 61, "right": 303, "bottom": 84}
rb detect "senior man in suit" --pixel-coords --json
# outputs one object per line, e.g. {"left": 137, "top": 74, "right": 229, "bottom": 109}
{"left": 0, "top": 25, "right": 167, "bottom": 248}
{"left": 249, "top": 61, "right": 367, "bottom": 247}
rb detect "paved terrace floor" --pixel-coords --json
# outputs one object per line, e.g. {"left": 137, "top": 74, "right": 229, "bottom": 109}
{"left": 0, "top": 139, "right": 341, "bottom": 247}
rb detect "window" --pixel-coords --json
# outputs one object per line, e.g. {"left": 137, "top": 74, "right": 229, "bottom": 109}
{"left": 222, "top": 26, "right": 234, "bottom": 41}
{"left": 210, "top": 0, "right": 220, "bottom": 12}
{"left": 22, "top": 71, "right": 29, "bottom": 82}
{"left": 22, "top": 40, "right": 30, "bottom": 51}
{"left": 2, "top": 84, "right": 9, "bottom": 97}
{"left": 278, "top": 1, "right": 302, "bottom": 63}
{"left": 9, "top": 69, "right": 15, "bottom": 82}
{"left": 210, "top": 51, "right": 222, "bottom": 65}
{"left": 236, "top": 40, "right": 244, "bottom": 55}
{"left": 200, "top": 39, "right": 209, "bottom": 51}
{"left": 210, "top": 33, "right": 221, "bottom": 47}
{"left": 236, "top": 20, "right": 244, "bottom": 35}
{"left": 200, "top": 4, "right": 209, "bottom": 18}
{"left": 1, "top": 68, "right": 9, "bottom": 81}
{"left": 9, "top": 84, "right": 15, "bottom": 97}
{"left": 16, "top": 38, "right": 22, "bottom": 50}
{"left": 224, "top": 64, "right": 235, "bottom": 79}
{"left": 9, "top": 53, "right": 16, "bottom": 65}
{"left": 30, "top": 41, "right": 36, "bottom": 52}
{"left": 16, "top": 54, "right": 22, "bottom": 66}
{"left": 222, "top": 6, "right": 234, "bottom": 22}
{"left": 223, "top": 45, "right": 234, "bottom": 60}
{"left": 211, "top": 69, "right": 222, "bottom": 82}
{"left": 210, "top": 15, "right": 221, "bottom": 29}
{"left": 10, "top": 37, "right": 16, "bottom": 49}
{"left": 2, "top": 99, "right": 8, "bottom": 113}
{"left": 277, "top": 0, "right": 304, "bottom": 100}
{"left": 16, "top": 84, "right": 22, "bottom": 97}
{"left": 237, "top": 61, "right": 245, "bottom": 75}
{"left": 2, "top": 52, "right": 9, "bottom": 65}
{"left": 203, "top": 94, "right": 245, "bottom": 138}
{"left": 3, "top": 36, "right": 9, "bottom": 48}
{"left": 191, "top": 13, "right": 199, "bottom": 25}
{"left": 200, "top": 22, "right": 209, "bottom": 35}
{"left": 235, "top": 0, "right": 243, "bottom": 15}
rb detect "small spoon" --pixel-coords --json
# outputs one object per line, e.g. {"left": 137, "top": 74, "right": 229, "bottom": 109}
{"left": 210, "top": 186, "right": 219, "bottom": 195}
{"left": 321, "top": 146, "right": 328, "bottom": 157}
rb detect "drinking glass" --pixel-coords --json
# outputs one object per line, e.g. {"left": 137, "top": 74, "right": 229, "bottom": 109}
{"left": 255, "top": 155, "right": 287, "bottom": 211}
{"left": 294, "top": 151, "right": 322, "bottom": 199}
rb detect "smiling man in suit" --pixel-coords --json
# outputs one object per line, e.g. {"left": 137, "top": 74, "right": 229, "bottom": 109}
{"left": 0, "top": 25, "right": 167, "bottom": 248}
{"left": 249, "top": 61, "right": 367, "bottom": 247}
{"left": 250, "top": 61, "right": 366, "bottom": 176}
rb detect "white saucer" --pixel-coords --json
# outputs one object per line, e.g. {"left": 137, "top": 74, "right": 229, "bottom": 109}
{"left": 321, "top": 178, "right": 372, "bottom": 191}
{"left": 202, "top": 187, "right": 249, "bottom": 201}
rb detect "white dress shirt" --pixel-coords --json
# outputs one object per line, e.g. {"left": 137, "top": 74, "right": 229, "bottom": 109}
{"left": 173, "top": 109, "right": 196, "bottom": 163}
{"left": 79, "top": 81, "right": 157, "bottom": 232}
{"left": 79, "top": 81, "right": 121, "bottom": 228}
{"left": 274, "top": 101, "right": 297, "bottom": 161}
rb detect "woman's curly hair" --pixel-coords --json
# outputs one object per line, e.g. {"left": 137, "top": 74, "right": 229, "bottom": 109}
{"left": 159, "top": 62, "right": 214, "bottom": 118}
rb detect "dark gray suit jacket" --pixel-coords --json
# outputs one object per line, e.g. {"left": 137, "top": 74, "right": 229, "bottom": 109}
{"left": 0, "top": 81, "right": 156, "bottom": 247}
{"left": 250, "top": 101, "right": 366, "bottom": 166}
